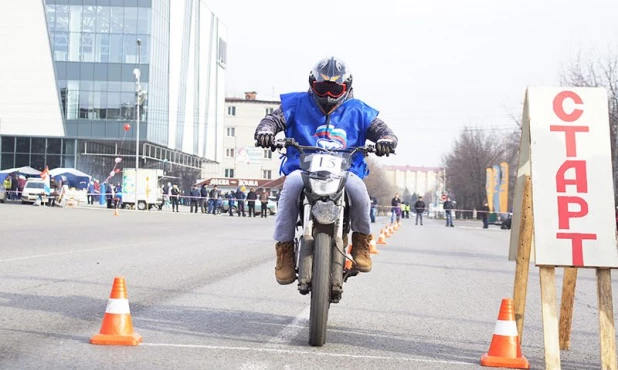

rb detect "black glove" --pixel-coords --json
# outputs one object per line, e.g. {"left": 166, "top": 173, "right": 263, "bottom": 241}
{"left": 255, "top": 131, "right": 275, "bottom": 148}
{"left": 375, "top": 138, "right": 396, "bottom": 157}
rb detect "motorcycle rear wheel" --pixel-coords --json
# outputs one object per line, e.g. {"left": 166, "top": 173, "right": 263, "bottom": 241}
{"left": 309, "top": 231, "right": 331, "bottom": 346}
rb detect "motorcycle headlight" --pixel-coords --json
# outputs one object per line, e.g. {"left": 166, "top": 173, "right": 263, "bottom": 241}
{"left": 309, "top": 178, "right": 340, "bottom": 197}
{"left": 312, "top": 200, "right": 340, "bottom": 224}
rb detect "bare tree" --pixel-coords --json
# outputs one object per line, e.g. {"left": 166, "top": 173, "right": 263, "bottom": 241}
{"left": 503, "top": 127, "right": 521, "bottom": 209}
{"left": 561, "top": 53, "right": 618, "bottom": 199}
{"left": 364, "top": 158, "right": 396, "bottom": 211}
{"left": 443, "top": 126, "right": 509, "bottom": 217}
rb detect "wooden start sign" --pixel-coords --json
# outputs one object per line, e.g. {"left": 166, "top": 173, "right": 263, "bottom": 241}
{"left": 530, "top": 88, "right": 618, "bottom": 267}
{"left": 509, "top": 86, "right": 617, "bottom": 369}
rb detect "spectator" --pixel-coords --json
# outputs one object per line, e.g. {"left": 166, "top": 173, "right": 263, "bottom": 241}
{"left": 226, "top": 191, "right": 236, "bottom": 216}
{"left": 390, "top": 193, "right": 402, "bottom": 224}
{"left": 87, "top": 181, "right": 95, "bottom": 205}
{"left": 200, "top": 185, "right": 208, "bottom": 213}
{"left": 414, "top": 196, "right": 426, "bottom": 226}
{"left": 208, "top": 185, "right": 220, "bottom": 214}
{"left": 401, "top": 202, "right": 409, "bottom": 219}
{"left": 370, "top": 196, "right": 378, "bottom": 223}
{"left": 443, "top": 197, "right": 455, "bottom": 227}
{"left": 3, "top": 175, "right": 11, "bottom": 199}
{"left": 235, "top": 187, "right": 246, "bottom": 217}
{"left": 259, "top": 188, "right": 269, "bottom": 218}
{"left": 17, "top": 175, "right": 26, "bottom": 200}
{"left": 94, "top": 180, "right": 101, "bottom": 200}
{"left": 10, "top": 175, "right": 18, "bottom": 200}
{"left": 247, "top": 187, "right": 257, "bottom": 217}
{"left": 170, "top": 184, "right": 180, "bottom": 213}
{"left": 190, "top": 185, "right": 200, "bottom": 213}
{"left": 481, "top": 202, "right": 490, "bottom": 229}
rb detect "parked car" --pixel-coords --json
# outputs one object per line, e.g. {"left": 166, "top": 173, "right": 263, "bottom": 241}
{"left": 0, "top": 184, "right": 5, "bottom": 203}
{"left": 21, "top": 179, "right": 47, "bottom": 204}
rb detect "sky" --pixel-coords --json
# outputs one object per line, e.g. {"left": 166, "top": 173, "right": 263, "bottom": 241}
{"left": 206, "top": 0, "right": 618, "bottom": 167}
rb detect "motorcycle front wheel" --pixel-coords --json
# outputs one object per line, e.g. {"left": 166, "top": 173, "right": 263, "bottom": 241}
{"left": 309, "top": 231, "right": 332, "bottom": 346}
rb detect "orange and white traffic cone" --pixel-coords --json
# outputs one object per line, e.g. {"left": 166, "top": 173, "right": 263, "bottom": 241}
{"left": 113, "top": 208, "right": 119, "bottom": 216}
{"left": 369, "top": 235, "right": 379, "bottom": 254}
{"left": 389, "top": 224, "right": 395, "bottom": 234}
{"left": 384, "top": 227, "right": 392, "bottom": 238}
{"left": 480, "top": 298, "right": 529, "bottom": 369}
{"left": 90, "top": 277, "right": 142, "bottom": 346}
{"left": 377, "top": 230, "right": 387, "bottom": 245}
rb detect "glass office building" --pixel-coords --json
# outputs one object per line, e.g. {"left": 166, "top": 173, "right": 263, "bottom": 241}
{"left": 0, "top": 0, "right": 227, "bottom": 180}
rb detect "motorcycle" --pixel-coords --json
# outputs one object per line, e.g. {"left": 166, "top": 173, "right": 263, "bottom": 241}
{"left": 266, "top": 138, "right": 378, "bottom": 346}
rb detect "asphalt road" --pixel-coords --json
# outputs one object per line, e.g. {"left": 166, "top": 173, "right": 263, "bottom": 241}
{"left": 0, "top": 203, "right": 614, "bottom": 369}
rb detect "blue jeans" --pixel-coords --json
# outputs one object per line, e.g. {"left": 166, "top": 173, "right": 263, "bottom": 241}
{"left": 370, "top": 207, "right": 376, "bottom": 223}
{"left": 415, "top": 212, "right": 423, "bottom": 225}
{"left": 390, "top": 209, "right": 401, "bottom": 224}
{"left": 445, "top": 211, "right": 454, "bottom": 226}
{"left": 274, "top": 170, "right": 371, "bottom": 242}
{"left": 208, "top": 199, "right": 216, "bottom": 213}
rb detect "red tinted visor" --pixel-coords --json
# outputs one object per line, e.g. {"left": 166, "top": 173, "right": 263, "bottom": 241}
{"left": 312, "top": 81, "right": 347, "bottom": 98}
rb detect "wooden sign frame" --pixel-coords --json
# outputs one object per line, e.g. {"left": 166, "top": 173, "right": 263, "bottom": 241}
{"left": 510, "top": 87, "right": 617, "bottom": 370}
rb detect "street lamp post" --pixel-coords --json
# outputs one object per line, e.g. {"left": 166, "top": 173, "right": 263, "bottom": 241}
{"left": 133, "top": 39, "right": 142, "bottom": 208}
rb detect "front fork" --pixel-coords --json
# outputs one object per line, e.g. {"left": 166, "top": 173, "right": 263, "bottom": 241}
{"left": 296, "top": 197, "right": 346, "bottom": 301}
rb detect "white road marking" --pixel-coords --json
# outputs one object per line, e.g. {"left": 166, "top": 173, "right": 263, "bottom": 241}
{"left": 141, "top": 342, "right": 476, "bottom": 366}
{"left": 0, "top": 242, "right": 157, "bottom": 263}
{"left": 266, "top": 306, "right": 310, "bottom": 346}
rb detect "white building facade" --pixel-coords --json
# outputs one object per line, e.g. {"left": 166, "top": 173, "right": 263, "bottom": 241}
{"left": 220, "top": 92, "right": 283, "bottom": 179}
{"left": 384, "top": 165, "right": 444, "bottom": 198}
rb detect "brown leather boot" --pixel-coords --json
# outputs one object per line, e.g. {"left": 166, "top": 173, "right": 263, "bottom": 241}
{"left": 351, "top": 232, "right": 372, "bottom": 272}
{"left": 275, "top": 241, "right": 296, "bottom": 285}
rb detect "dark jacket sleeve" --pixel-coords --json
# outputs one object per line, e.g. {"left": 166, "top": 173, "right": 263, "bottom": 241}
{"left": 366, "top": 117, "right": 398, "bottom": 147}
{"left": 255, "top": 106, "right": 287, "bottom": 138}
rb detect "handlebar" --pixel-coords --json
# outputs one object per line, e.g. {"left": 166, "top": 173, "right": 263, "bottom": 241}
{"left": 255, "top": 138, "right": 376, "bottom": 157}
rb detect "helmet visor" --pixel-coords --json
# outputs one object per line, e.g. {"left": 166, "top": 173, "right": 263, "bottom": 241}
{"left": 312, "top": 81, "right": 347, "bottom": 98}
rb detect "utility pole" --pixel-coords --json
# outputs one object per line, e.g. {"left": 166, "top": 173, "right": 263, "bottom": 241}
{"left": 133, "top": 39, "right": 143, "bottom": 207}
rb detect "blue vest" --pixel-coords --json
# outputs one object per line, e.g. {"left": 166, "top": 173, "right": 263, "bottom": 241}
{"left": 280, "top": 92, "right": 378, "bottom": 179}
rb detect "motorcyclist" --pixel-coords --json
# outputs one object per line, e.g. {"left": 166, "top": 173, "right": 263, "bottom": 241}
{"left": 255, "top": 56, "right": 398, "bottom": 285}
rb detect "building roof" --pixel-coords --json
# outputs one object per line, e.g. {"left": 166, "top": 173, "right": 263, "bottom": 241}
{"left": 225, "top": 97, "right": 281, "bottom": 105}
{"left": 383, "top": 165, "right": 443, "bottom": 173}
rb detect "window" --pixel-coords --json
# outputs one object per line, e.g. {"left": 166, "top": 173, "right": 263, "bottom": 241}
{"left": 263, "top": 170, "right": 272, "bottom": 180}
{"left": 225, "top": 168, "right": 235, "bottom": 178}
{"left": 263, "top": 149, "right": 272, "bottom": 159}
{"left": 218, "top": 38, "right": 227, "bottom": 65}
{"left": 226, "top": 127, "right": 235, "bottom": 137}
{"left": 227, "top": 106, "right": 236, "bottom": 116}
{"left": 265, "top": 107, "right": 274, "bottom": 115}
{"left": 225, "top": 148, "right": 235, "bottom": 158}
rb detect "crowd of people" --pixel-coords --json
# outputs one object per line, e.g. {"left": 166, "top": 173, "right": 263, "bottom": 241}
{"left": 374, "top": 192, "right": 471, "bottom": 228}
{"left": 2, "top": 174, "right": 26, "bottom": 200}
{"left": 162, "top": 183, "right": 275, "bottom": 218}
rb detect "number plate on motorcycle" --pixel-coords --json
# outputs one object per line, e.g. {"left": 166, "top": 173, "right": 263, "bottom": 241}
{"left": 309, "top": 155, "right": 343, "bottom": 172}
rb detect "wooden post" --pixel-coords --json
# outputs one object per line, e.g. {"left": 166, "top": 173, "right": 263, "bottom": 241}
{"left": 513, "top": 175, "right": 533, "bottom": 342}
{"left": 540, "top": 266, "right": 561, "bottom": 369}
{"left": 596, "top": 268, "right": 617, "bottom": 370}
{"left": 558, "top": 268, "right": 578, "bottom": 350}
